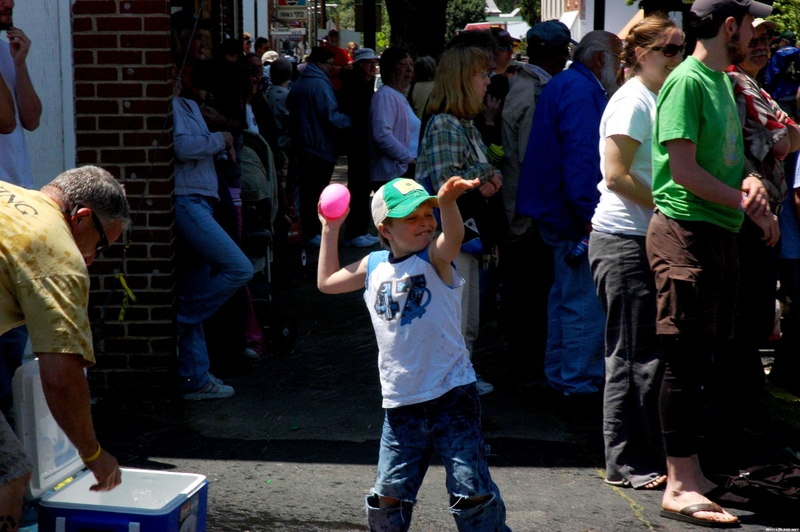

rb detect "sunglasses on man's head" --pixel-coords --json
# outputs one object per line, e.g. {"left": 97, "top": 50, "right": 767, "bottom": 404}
{"left": 651, "top": 43, "right": 686, "bottom": 57}
{"left": 71, "top": 204, "right": 109, "bottom": 254}
{"left": 749, "top": 35, "right": 770, "bottom": 47}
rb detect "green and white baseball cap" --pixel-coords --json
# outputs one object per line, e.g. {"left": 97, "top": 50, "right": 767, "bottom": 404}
{"left": 371, "top": 178, "right": 439, "bottom": 226}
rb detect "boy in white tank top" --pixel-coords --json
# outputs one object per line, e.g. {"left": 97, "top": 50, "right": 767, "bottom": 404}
{"left": 318, "top": 177, "right": 511, "bottom": 531}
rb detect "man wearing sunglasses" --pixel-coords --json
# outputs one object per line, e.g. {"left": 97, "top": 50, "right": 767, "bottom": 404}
{"left": 647, "top": 0, "right": 777, "bottom": 527}
{"left": 0, "top": 166, "right": 130, "bottom": 529}
{"left": 721, "top": 17, "right": 800, "bottom": 439}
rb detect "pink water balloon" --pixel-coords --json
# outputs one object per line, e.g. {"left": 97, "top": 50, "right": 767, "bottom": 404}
{"left": 319, "top": 184, "right": 351, "bottom": 219}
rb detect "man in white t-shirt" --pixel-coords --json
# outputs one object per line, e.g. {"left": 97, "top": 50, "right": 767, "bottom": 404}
{"left": 0, "top": 0, "right": 43, "bottom": 420}
{"left": 0, "top": 0, "right": 41, "bottom": 188}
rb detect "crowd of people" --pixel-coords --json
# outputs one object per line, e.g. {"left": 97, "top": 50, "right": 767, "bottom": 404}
{"left": 168, "top": 0, "right": 800, "bottom": 528}
{"left": 1, "top": 0, "right": 800, "bottom": 528}
{"left": 313, "top": 1, "right": 798, "bottom": 529}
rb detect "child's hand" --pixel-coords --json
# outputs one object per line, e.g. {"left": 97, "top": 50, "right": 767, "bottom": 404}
{"left": 318, "top": 202, "right": 349, "bottom": 229}
{"left": 438, "top": 176, "right": 479, "bottom": 205}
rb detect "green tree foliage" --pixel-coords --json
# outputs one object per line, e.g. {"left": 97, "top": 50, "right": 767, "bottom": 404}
{"left": 336, "top": 0, "right": 356, "bottom": 30}
{"left": 445, "top": 0, "right": 487, "bottom": 43}
{"left": 517, "top": 0, "right": 540, "bottom": 26}
{"left": 494, "top": 0, "right": 516, "bottom": 13}
{"left": 326, "top": 0, "right": 392, "bottom": 51}
{"left": 385, "top": 0, "right": 448, "bottom": 58}
{"left": 769, "top": 0, "right": 800, "bottom": 36}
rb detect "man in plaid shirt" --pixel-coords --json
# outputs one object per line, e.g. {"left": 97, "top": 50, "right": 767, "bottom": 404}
{"left": 722, "top": 17, "right": 800, "bottom": 422}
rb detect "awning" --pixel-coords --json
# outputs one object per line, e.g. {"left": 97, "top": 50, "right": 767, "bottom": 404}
{"left": 559, "top": 10, "right": 580, "bottom": 40}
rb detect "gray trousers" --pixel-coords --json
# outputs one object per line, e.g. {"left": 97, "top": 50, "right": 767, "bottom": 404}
{"left": 589, "top": 231, "right": 665, "bottom": 488}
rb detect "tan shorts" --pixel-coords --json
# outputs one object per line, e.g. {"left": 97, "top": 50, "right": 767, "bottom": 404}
{"left": 646, "top": 210, "right": 739, "bottom": 340}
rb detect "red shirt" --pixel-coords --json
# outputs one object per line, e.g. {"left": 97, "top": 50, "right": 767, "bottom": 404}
{"left": 321, "top": 42, "right": 352, "bottom": 90}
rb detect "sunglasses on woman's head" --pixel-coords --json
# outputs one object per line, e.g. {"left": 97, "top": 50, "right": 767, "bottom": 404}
{"left": 651, "top": 43, "right": 686, "bottom": 57}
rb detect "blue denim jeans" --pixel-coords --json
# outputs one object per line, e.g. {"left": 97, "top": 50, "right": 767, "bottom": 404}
{"left": 588, "top": 231, "right": 664, "bottom": 488}
{"left": 540, "top": 225, "right": 605, "bottom": 395}
{"left": 366, "top": 383, "right": 510, "bottom": 532}
{"left": 175, "top": 195, "right": 253, "bottom": 390}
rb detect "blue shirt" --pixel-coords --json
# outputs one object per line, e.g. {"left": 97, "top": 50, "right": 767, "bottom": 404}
{"left": 515, "top": 61, "right": 608, "bottom": 241}
{"left": 765, "top": 46, "right": 800, "bottom": 101}
{"left": 287, "top": 63, "right": 352, "bottom": 163}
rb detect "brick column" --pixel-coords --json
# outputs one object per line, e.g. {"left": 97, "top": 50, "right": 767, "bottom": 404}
{"left": 72, "top": 0, "right": 176, "bottom": 391}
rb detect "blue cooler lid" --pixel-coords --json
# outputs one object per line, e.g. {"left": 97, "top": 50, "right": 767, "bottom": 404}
{"left": 11, "top": 359, "right": 85, "bottom": 499}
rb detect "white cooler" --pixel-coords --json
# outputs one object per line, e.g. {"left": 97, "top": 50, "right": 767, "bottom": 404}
{"left": 12, "top": 360, "right": 208, "bottom": 532}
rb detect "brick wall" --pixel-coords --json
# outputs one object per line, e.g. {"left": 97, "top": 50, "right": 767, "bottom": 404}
{"left": 72, "top": 0, "right": 176, "bottom": 392}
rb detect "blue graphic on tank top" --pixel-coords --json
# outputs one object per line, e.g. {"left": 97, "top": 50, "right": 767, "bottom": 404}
{"left": 374, "top": 274, "right": 431, "bottom": 325}
{"left": 375, "top": 281, "right": 401, "bottom": 320}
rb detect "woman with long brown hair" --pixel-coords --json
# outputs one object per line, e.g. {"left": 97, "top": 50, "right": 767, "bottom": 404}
{"left": 415, "top": 45, "right": 504, "bottom": 396}
{"left": 588, "top": 16, "right": 684, "bottom": 491}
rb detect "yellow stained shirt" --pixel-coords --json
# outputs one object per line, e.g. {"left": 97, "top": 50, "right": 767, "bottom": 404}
{"left": 0, "top": 182, "right": 94, "bottom": 365}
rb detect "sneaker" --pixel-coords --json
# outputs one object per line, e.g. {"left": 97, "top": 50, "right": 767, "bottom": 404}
{"left": 183, "top": 377, "right": 235, "bottom": 400}
{"left": 243, "top": 347, "right": 260, "bottom": 359}
{"left": 475, "top": 374, "right": 494, "bottom": 395}
{"left": 208, "top": 373, "right": 226, "bottom": 385}
{"left": 364, "top": 233, "right": 381, "bottom": 244}
{"left": 304, "top": 235, "right": 321, "bottom": 247}
{"left": 344, "top": 235, "right": 376, "bottom": 248}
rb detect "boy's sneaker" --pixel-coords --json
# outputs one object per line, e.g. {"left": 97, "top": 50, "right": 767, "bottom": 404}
{"left": 243, "top": 347, "right": 260, "bottom": 359}
{"left": 183, "top": 376, "right": 235, "bottom": 400}
{"left": 344, "top": 235, "right": 375, "bottom": 248}
{"left": 475, "top": 374, "right": 494, "bottom": 395}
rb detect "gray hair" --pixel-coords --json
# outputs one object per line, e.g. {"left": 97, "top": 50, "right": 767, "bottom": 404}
{"left": 573, "top": 30, "right": 618, "bottom": 66}
{"left": 46, "top": 166, "right": 131, "bottom": 228}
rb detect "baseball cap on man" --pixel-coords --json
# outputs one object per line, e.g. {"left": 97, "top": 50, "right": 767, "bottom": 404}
{"left": 527, "top": 20, "right": 578, "bottom": 48}
{"left": 262, "top": 50, "right": 279, "bottom": 63}
{"left": 690, "top": 0, "right": 772, "bottom": 19}
{"left": 753, "top": 18, "right": 777, "bottom": 30}
{"left": 372, "top": 178, "right": 439, "bottom": 226}
{"left": 490, "top": 27, "right": 521, "bottom": 47}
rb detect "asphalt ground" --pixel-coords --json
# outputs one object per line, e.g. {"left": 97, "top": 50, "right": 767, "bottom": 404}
{"left": 85, "top": 238, "right": 800, "bottom": 531}
{"left": 21, "top": 163, "right": 800, "bottom": 531}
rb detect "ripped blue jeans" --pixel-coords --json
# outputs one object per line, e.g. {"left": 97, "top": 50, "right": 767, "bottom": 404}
{"left": 366, "top": 383, "right": 511, "bottom": 532}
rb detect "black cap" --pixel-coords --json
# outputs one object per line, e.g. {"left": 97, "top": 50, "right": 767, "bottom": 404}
{"left": 690, "top": 0, "right": 772, "bottom": 19}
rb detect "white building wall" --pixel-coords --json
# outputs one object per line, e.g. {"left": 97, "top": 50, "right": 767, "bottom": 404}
{"left": 542, "top": 0, "right": 563, "bottom": 22}
{"left": 243, "top": 0, "right": 255, "bottom": 38}
{"left": 257, "top": 0, "right": 269, "bottom": 39}
{"left": 12, "top": 0, "right": 75, "bottom": 188}
{"left": 543, "top": 1, "right": 653, "bottom": 43}
{"left": 604, "top": 3, "right": 644, "bottom": 35}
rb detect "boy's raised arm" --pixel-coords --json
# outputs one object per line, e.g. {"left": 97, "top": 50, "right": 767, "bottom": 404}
{"left": 317, "top": 206, "right": 368, "bottom": 294}
{"left": 429, "top": 176, "right": 479, "bottom": 267}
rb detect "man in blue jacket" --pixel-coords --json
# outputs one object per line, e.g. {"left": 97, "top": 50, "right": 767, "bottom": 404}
{"left": 288, "top": 46, "right": 352, "bottom": 245}
{"left": 516, "top": 30, "right": 621, "bottom": 399}
{"left": 765, "top": 33, "right": 800, "bottom": 121}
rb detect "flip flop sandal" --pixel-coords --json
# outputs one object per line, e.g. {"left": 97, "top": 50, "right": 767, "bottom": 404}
{"left": 603, "top": 478, "right": 629, "bottom": 487}
{"left": 660, "top": 503, "right": 740, "bottom": 529}
{"left": 633, "top": 475, "right": 667, "bottom": 490}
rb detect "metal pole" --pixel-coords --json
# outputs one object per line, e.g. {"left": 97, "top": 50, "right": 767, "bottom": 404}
{"left": 363, "top": 0, "right": 376, "bottom": 49}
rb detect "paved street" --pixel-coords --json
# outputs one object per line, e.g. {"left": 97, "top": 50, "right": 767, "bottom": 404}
{"left": 82, "top": 239, "right": 800, "bottom": 532}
